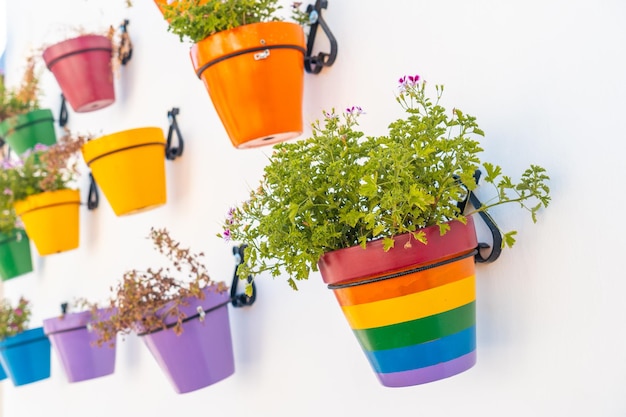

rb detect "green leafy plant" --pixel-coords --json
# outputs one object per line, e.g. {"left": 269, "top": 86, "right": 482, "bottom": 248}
{"left": 164, "top": 0, "right": 308, "bottom": 43}
{"left": 0, "top": 187, "right": 20, "bottom": 236}
{"left": 89, "top": 228, "right": 228, "bottom": 347}
{"left": 0, "top": 132, "right": 87, "bottom": 234}
{"left": 221, "top": 74, "right": 551, "bottom": 290}
{"left": 0, "top": 297, "right": 32, "bottom": 340}
{"left": 0, "top": 56, "right": 40, "bottom": 121}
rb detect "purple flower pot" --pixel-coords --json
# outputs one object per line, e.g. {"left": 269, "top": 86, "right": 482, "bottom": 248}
{"left": 43, "top": 309, "right": 116, "bottom": 383}
{"left": 139, "top": 286, "right": 235, "bottom": 394}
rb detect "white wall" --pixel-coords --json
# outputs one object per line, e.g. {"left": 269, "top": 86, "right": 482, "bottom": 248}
{"left": 2, "top": 0, "right": 625, "bottom": 415}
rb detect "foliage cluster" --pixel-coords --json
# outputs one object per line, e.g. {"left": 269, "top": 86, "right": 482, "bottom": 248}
{"left": 0, "top": 297, "right": 31, "bottom": 340}
{"left": 90, "top": 228, "right": 227, "bottom": 346}
{"left": 0, "top": 56, "right": 40, "bottom": 121}
{"left": 221, "top": 74, "right": 551, "bottom": 290}
{"left": 164, "top": 0, "right": 308, "bottom": 43}
{"left": 0, "top": 132, "right": 87, "bottom": 234}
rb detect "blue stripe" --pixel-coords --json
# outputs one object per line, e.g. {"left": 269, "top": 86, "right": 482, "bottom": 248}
{"left": 364, "top": 326, "right": 476, "bottom": 373}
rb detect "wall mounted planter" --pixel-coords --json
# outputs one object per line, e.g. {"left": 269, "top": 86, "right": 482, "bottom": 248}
{"left": 0, "top": 109, "right": 57, "bottom": 156}
{"left": 82, "top": 127, "right": 167, "bottom": 216}
{"left": 43, "top": 309, "right": 116, "bottom": 383}
{"left": 13, "top": 189, "right": 80, "bottom": 256}
{"left": 318, "top": 217, "right": 479, "bottom": 387}
{"left": 190, "top": 21, "right": 306, "bottom": 148}
{"left": 43, "top": 35, "right": 115, "bottom": 113}
{"left": 138, "top": 286, "right": 235, "bottom": 394}
{"left": 0, "top": 327, "right": 51, "bottom": 386}
{"left": 0, "top": 229, "right": 33, "bottom": 281}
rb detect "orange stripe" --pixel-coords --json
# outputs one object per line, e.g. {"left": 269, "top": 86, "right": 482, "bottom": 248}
{"left": 342, "top": 276, "right": 476, "bottom": 329}
{"left": 333, "top": 257, "right": 475, "bottom": 307}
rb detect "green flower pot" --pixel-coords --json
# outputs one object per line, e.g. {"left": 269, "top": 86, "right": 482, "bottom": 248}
{"left": 0, "top": 109, "right": 57, "bottom": 156}
{"left": 0, "top": 229, "right": 33, "bottom": 281}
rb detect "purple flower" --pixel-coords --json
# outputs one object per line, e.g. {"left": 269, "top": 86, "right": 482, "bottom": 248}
{"left": 222, "top": 229, "right": 232, "bottom": 242}
{"left": 33, "top": 143, "right": 49, "bottom": 152}
{"left": 2, "top": 158, "right": 23, "bottom": 169}
{"left": 3, "top": 188, "right": 12, "bottom": 196}
{"left": 398, "top": 73, "right": 421, "bottom": 92}
{"left": 323, "top": 110, "right": 339, "bottom": 122}
{"left": 346, "top": 106, "right": 365, "bottom": 116}
{"left": 14, "top": 308, "right": 22, "bottom": 316}
{"left": 408, "top": 74, "right": 420, "bottom": 84}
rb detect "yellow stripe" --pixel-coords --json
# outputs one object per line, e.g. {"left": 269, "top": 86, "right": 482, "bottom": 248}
{"left": 342, "top": 275, "right": 476, "bottom": 330}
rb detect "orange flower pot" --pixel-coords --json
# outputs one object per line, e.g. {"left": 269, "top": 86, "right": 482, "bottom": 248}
{"left": 190, "top": 22, "right": 306, "bottom": 148}
{"left": 82, "top": 127, "right": 167, "bottom": 216}
{"left": 13, "top": 189, "right": 80, "bottom": 256}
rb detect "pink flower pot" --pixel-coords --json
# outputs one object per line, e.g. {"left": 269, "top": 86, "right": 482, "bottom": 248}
{"left": 43, "top": 35, "right": 115, "bottom": 112}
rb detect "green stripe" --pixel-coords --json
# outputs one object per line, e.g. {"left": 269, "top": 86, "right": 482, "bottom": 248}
{"left": 354, "top": 301, "right": 475, "bottom": 352}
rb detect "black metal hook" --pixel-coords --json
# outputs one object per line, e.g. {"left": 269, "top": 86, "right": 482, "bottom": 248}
{"left": 304, "top": 0, "right": 337, "bottom": 74}
{"left": 165, "top": 107, "right": 184, "bottom": 161}
{"left": 87, "top": 172, "right": 99, "bottom": 210}
{"left": 230, "top": 245, "right": 256, "bottom": 308}
{"left": 59, "top": 94, "right": 69, "bottom": 127}
{"left": 119, "top": 19, "right": 133, "bottom": 66}
{"left": 457, "top": 169, "right": 503, "bottom": 264}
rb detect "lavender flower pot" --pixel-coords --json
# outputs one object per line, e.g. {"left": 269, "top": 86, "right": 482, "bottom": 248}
{"left": 139, "top": 286, "right": 235, "bottom": 394}
{"left": 0, "top": 327, "right": 51, "bottom": 386}
{"left": 43, "top": 309, "right": 116, "bottom": 383}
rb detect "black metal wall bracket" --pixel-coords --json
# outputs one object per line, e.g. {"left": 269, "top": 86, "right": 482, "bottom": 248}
{"left": 119, "top": 19, "right": 133, "bottom": 66}
{"left": 230, "top": 245, "right": 257, "bottom": 308}
{"left": 165, "top": 107, "right": 184, "bottom": 161}
{"left": 59, "top": 94, "right": 69, "bottom": 127}
{"left": 87, "top": 172, "right": 99, "bottom": 211}
{"left": 457, "top": 170, "right": 503, "bottom": 264}
{"left": 304, "top": 0, "right": 337, "bottom": 74}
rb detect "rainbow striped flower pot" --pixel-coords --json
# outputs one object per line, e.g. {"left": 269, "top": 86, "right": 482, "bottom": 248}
{"left": 318, "top": 217, "right": 478, "bottom": 387}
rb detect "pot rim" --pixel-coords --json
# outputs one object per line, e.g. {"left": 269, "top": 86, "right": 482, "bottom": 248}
{"left": 318, "top": 217, "right": 478, "bottom": 285}
{"left": 81, "top": 127, "right": 165, "bottom": 165}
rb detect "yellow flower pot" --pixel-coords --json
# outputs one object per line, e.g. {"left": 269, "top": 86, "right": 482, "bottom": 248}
{"left": 13, "top": 189, "right": 80, "bottom": 256}
{"left": 82, "top": 127, "right": 167, "bottom": 216}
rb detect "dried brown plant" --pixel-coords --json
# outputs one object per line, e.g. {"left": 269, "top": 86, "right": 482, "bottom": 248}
{"left": 0, "top": 55, "right": 40, "bottom": 120}
{"left": 90, "top": 228, "right": 227, "bottom": 347}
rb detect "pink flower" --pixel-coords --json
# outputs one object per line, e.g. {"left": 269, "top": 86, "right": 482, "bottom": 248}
{"left": 33, "top": 143, "right": 49, "bottom": 152}
{"left": 398, "top": 73, "right": 421, "bottom": 92}
{"left": 3, "top": 188, "right": 12, "bottom": 195}
{"left": 323, "top": 110, "right": 339, "bottom": 121}
{"left": 346, "top": 106, "right": 365, "bottom": 116}
{"left": 14, "top": 308, "right": 22, "bottom": 316}
{"left": 222, "top": 229, "right": 231, "bottom": 242}
{"left": 226, "top": 207, "right": 236, "bottom": 224}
